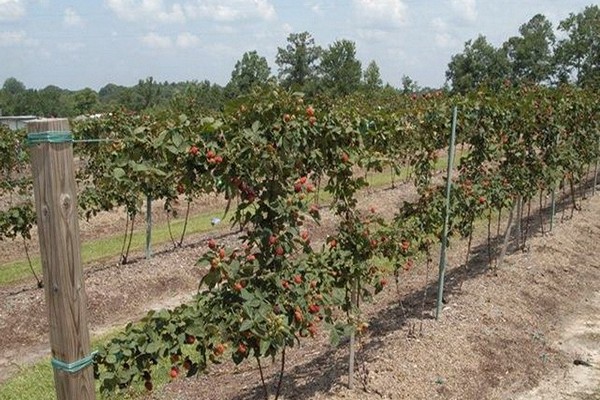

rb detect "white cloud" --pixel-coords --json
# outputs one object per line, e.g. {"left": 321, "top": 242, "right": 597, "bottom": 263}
{"left": 175, "top": 32, "right": 200, "bottom": 48}
{"left": 106, "top": 0, "right": 186, "bottom": 23}
{"left": 64, "top": 7, "right": 83, "bottom": 27}
{"left": 430, "top": 17, "right": 458, "bottom": 49}
{"left": 184, "top": 0, "right": 276, "bottom": 22}
{"left": 306, "top": 0, "right": 323, "bottom": 15}
{"left": 450, "top": 0, "right": 477, "bottom": 22}
{"left": 435, "top": 32, "right": 458, "bottom": 48}
{"left": 353, "top": 0, "right": 407, "bottom": 27}
{"left": 58, "top": 41, "right": 85, "bottom": 52}
{"left": 0, "top": 30, "right": 38, "bottom": 46}
{"left": 0, "top": 0, "right": 25, "bottom": 20}
{"left": 431, "top": 17, "right": 447, "bottom": 31}
{"left": 141, "top": 32, "right": 172, "bottom": 48}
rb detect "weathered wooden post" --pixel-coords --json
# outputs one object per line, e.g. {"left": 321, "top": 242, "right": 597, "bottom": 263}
{"left": 27, "top": 119, "right": 96, "bottom": 400}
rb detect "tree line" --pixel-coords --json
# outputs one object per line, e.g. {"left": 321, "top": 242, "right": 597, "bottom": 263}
{"left": 0, "top": 5, "right": 597, "bottom": 118}
{"left": 447, "top": 5, "right": 600, "bottom": 93}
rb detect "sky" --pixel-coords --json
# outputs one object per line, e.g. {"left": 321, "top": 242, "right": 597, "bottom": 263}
{"left": 0, "top": 0, "right": 594, "bottom": 91}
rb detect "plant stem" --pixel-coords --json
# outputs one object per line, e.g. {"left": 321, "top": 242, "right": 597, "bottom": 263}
{"left": 256, "top": 356, "right": 269, "bottom": 400}
{"left": 274, "top": 348, "right": 286, "bottom": 400}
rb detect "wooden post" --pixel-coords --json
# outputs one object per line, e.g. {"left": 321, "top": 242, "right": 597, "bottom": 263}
{"left": 28, "top": 119, "right": 96, "bottom": 400}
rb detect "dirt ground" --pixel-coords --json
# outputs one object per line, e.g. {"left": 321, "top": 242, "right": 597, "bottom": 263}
{"left": 0, "top": 178, "right": 599, "bottom": 400}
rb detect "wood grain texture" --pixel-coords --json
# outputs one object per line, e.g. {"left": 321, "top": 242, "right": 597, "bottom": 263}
{"left": 28, "top": 119, "right": 96, "bottom": 400}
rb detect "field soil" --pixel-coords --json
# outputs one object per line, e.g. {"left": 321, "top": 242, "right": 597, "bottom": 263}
{"left": 0, "top": 178, "right": 599, "bottom": 400}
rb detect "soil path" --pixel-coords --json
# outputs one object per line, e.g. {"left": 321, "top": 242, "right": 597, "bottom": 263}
{"left": 516, "top": 292, "right": 600, "bottom": 400}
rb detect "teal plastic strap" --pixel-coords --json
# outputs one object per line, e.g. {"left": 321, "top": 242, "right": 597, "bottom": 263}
{"left": 27, "top": 131, "right": 72, "bottom": 146}
{"left": 73, "top": 138, "right": 116, "bottom": 143}
{"left": 51, "top": 351, "right": 98, "bottom": 373}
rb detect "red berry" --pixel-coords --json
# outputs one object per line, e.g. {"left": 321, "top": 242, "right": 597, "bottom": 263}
{"left": 283, "top": 114, "right": 291, "bottom": 123}
{"left": 214, "top": 343, "right": 225, "bottom": 356}
{"left": 401, "top": 240, "right": 410, "bottom": 252}
{"left": 268, "top": 235, "right": 278, "bottom": 246}
{"left": 208, "top": 239, "right": 217, "bottom": 250}
{"left": 341, "top": 152, "right": 349, "bottom": 163}
{"left": 282, "top": 279, "right": 290, "bottom": 289}
{"left": 308, "top": 304, "right": 320, "bottom": 314}
{"left": 275, "top": 246, "right": 285, "bottom": 256}
{"left": 293, "top": 274, "right": 302, "bottom": 284}
{"left": 185, "top": 334, "right": 195, "bottom": 344}
{"left": 177, "top": 183, "right": 185, "bottom": 195}
{"left": 246, "top": 254, "right": 256, "bottom": 262}
{"left": 237, "top": 343, "right": 247, "bottom": 355}
{"left": 219, "top": 248, "right": 226, "bottom": 259}
{"left": 307, "top": 323, "right": 317, "bottom": 337}
{"left": 206, "top": 149, "right": 216, "bottom": 159}
{"left": 294, "top": 309, "right": 303, "bottom": 322}
{"left": 169, "top": 367, "right": 178, "bottom": 379}
{"left": 308, "top": 116, "right": 317, "bottom": 126}
{"left": 233, "top": 282, "right": 243, "bottom": 292}
{"left": 189, "top": 145, "right": 199, "bottom": 156}
{"left": 329, "top": 239, "right": 337, "bottom": 248}
{"left": 306, "top": 106, "right": 315, "bottom": 117}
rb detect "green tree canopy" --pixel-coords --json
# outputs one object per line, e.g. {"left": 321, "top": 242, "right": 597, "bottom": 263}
{"left": 555, "top": 5, "right": 600, "bottom": 88}
{"left": 225, "top": 51, "right": 271, "bottom": 98}
{"left": 275, "top": 31, "right": 322, "bottom": 90}
{"left": 318, "top": 39, "right": 362, "bottom": 97}
{"left": 363, "top": 60, "right": 383, "bottom": 92}
{"left": 503, "top": 14, "right": 555, "bottom": 85}
{"left": 446, "top": 35, "right": 510, "bottom": 93}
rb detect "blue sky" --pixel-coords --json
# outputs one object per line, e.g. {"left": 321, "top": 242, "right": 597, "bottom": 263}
{"left": 0, "top": 0, "right": 594, "bottom": 91}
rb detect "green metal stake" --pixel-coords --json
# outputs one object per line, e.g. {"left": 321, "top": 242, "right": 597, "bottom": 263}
{"left": 146, "top": 194, "right": 152, "bottom": 259}
{"left": 550, "top": 132, "right": 560, "bottom": 232}
{"left": 593, "top": 135, "right": 599, "bottom": 196}
{"left": 436, "top": 106, "right": 458, "bottom": 320}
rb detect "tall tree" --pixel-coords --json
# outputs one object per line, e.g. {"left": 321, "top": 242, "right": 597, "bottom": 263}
{"left": 225, "top": 51, "right": 271, "bottom": 98}
{"left": 555, "top": 5, "right": 600, "bottom": 88}
{"left": 318, "top": 39, "right": 362, "bottom": 97}
{"left": 446, "top": 35, "right": 510, "bottom": 93}
{"left": 363, "top": 60, "right": 383, "bottom": 92}
{"left": 73, "top": 88, "right": 99, "bottom": 115}
{"left": 134, "top": 76, "right": 161, "bottom": 111}
{"left": 0, "top": 78, "right": 27, "bottom": 115}
{"left": 36, "top": 85, "right": 75, "bottom": 117}
{"left": 275, "top": 32, "right": 322, "bottom": 90}
{"left": 400, "top": 75, "right": 420, "bottom": 94}
{"left": 503, "top": 14, "right": 555, "bottom": 85}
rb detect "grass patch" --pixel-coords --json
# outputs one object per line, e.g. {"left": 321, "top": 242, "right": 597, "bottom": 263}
{"left": 0, "top": 208, "right": 223, "bottom": 286}
{"left": 0, "top": 324, "right": 193, "bottom": 399}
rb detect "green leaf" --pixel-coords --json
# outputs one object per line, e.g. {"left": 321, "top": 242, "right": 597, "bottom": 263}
{"left": 145, "top": 341, "right": 161, "bottom": 354}
{"left": 113, "top": 167, "right": 126, "bottom": 180}
{"left": 239, "top": 319, "right": 253, "bottom": 332}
